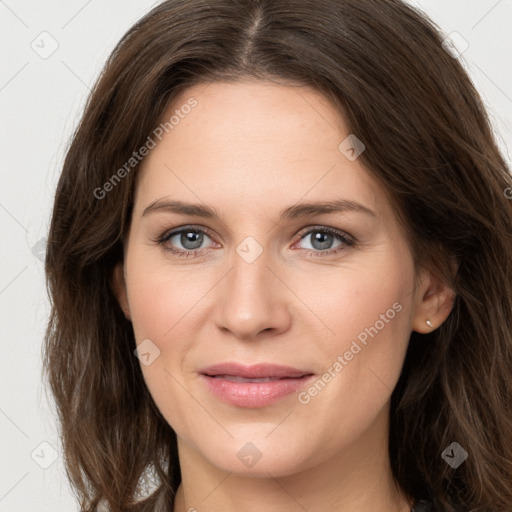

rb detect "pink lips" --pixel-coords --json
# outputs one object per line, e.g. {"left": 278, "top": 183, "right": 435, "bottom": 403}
{"left": 199, "top": 362, "right": 315, "bottom": 408}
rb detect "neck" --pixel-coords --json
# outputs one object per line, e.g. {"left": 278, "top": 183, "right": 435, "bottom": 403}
{"left": 172, "top": 404, "right": 413, "bottom": 512}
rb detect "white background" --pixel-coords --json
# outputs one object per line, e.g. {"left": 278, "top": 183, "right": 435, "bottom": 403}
{"left": 1, "top": 1, "right": 511, "bottom": 510}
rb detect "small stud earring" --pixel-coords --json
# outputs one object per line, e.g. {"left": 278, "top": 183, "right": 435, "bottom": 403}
{"left": 426, "top": 319, "right": 433, "bottom": 328}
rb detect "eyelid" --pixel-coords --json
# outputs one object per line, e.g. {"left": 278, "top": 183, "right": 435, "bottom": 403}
{"left": 295, "top": 224, "right": 355, "bottom": 243}
{"left": 159, "top": 224, "right": 217, "bottom": 242}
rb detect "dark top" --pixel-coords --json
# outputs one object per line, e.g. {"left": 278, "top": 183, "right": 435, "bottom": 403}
{"left": 412, "top": 498, "right": 435, "bottom": 511}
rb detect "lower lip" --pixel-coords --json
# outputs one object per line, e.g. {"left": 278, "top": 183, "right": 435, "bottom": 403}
{"left": 200, "top": 374, "right": 314, "bottom": 408}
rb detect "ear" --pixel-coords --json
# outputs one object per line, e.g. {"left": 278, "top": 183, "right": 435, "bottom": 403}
{"left": 411, "top": 266, "right": 456, "bottom": 333}
{"left": 111, "top": 261, "right": 131, "bottom": 321}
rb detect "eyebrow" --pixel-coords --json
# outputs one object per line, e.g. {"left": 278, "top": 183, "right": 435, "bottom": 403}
{"left": 142, "top": 198, "right": 377, "bottom": 220}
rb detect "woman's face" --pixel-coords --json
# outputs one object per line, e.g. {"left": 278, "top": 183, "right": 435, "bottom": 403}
{"left": 114, "top": 80, "right": 435, "bottom": 477}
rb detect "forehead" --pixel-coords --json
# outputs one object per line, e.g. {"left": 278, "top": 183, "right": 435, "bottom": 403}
{"left": 155, "top": 79, "right": 347, "bottom": 154}
{"left": 133, "top": 80, "right": 384, "bottom": 217}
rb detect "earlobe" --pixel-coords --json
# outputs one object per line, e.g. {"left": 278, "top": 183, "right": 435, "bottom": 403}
{"left": 411, "top": 269, "right": 456, "bottom": 333}
{"left": 111, "top": 262, "right": 131, "bottom": 321}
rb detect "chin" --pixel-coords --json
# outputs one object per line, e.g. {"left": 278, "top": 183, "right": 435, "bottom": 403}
{"left": 193, "top": 434, "right": 315, "bottom": 477}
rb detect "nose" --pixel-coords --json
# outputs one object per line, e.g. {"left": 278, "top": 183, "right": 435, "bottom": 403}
{"left": 213, "top": 242, "right": 292, "bottom": 340}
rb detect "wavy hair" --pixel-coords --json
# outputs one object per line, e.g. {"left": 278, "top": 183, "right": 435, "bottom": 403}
{"left": 43, "top": 0, "right": 512, "bottom": 510}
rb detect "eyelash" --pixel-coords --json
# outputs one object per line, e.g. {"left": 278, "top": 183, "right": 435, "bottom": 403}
{"left": 154, "top": 225, "right": 356, "bottom": 259}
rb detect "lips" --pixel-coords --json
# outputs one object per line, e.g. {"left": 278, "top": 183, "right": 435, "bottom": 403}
{"left": 199, "top": 362, "right": 315, "bottom": 408}
{"left": 212, "top": 375, "right": 283, "bottom": 383}
{"left": 199, "top": 362, "right": 312, "bottom": 380}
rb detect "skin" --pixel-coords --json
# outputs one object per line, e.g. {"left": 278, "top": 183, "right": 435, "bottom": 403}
{"left": 112, "top": 80, "right": 455, "bottom": 512}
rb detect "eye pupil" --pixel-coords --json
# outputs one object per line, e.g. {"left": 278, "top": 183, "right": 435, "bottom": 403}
{"left": 182, "top": 231, "right": 203, "bottom": 249}
{"left": 311, "top": 231, "right": 334, "bottom": 250}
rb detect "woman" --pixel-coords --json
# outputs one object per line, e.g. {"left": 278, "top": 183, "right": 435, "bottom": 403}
{"left": 43, "top": 0, "right": 512, "bottom": 511}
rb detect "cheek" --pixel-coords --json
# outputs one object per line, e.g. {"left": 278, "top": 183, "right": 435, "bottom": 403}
{"left": 124, "top": 254, "right": 214, "bottom": 384}
{"left": 307, "top": 249, "right": 414, "bottom": 350}
{"left": 304, "top": 249, "right": 415, "bottom": 404}
{"left": 125, "top": 250, "right": 208, "bottom": 341}
{"left": 125, "top": 262, "right": 208, "bottom": 434}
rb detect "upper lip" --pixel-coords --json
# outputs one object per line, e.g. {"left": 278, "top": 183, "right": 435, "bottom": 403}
{"left": 199, "top": 362, "right": 313, "bottom": 379}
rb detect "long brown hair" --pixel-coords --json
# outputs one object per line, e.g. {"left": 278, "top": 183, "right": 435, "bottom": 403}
{"left": 43, "top": 0, "right": 512, "bottom": 510}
